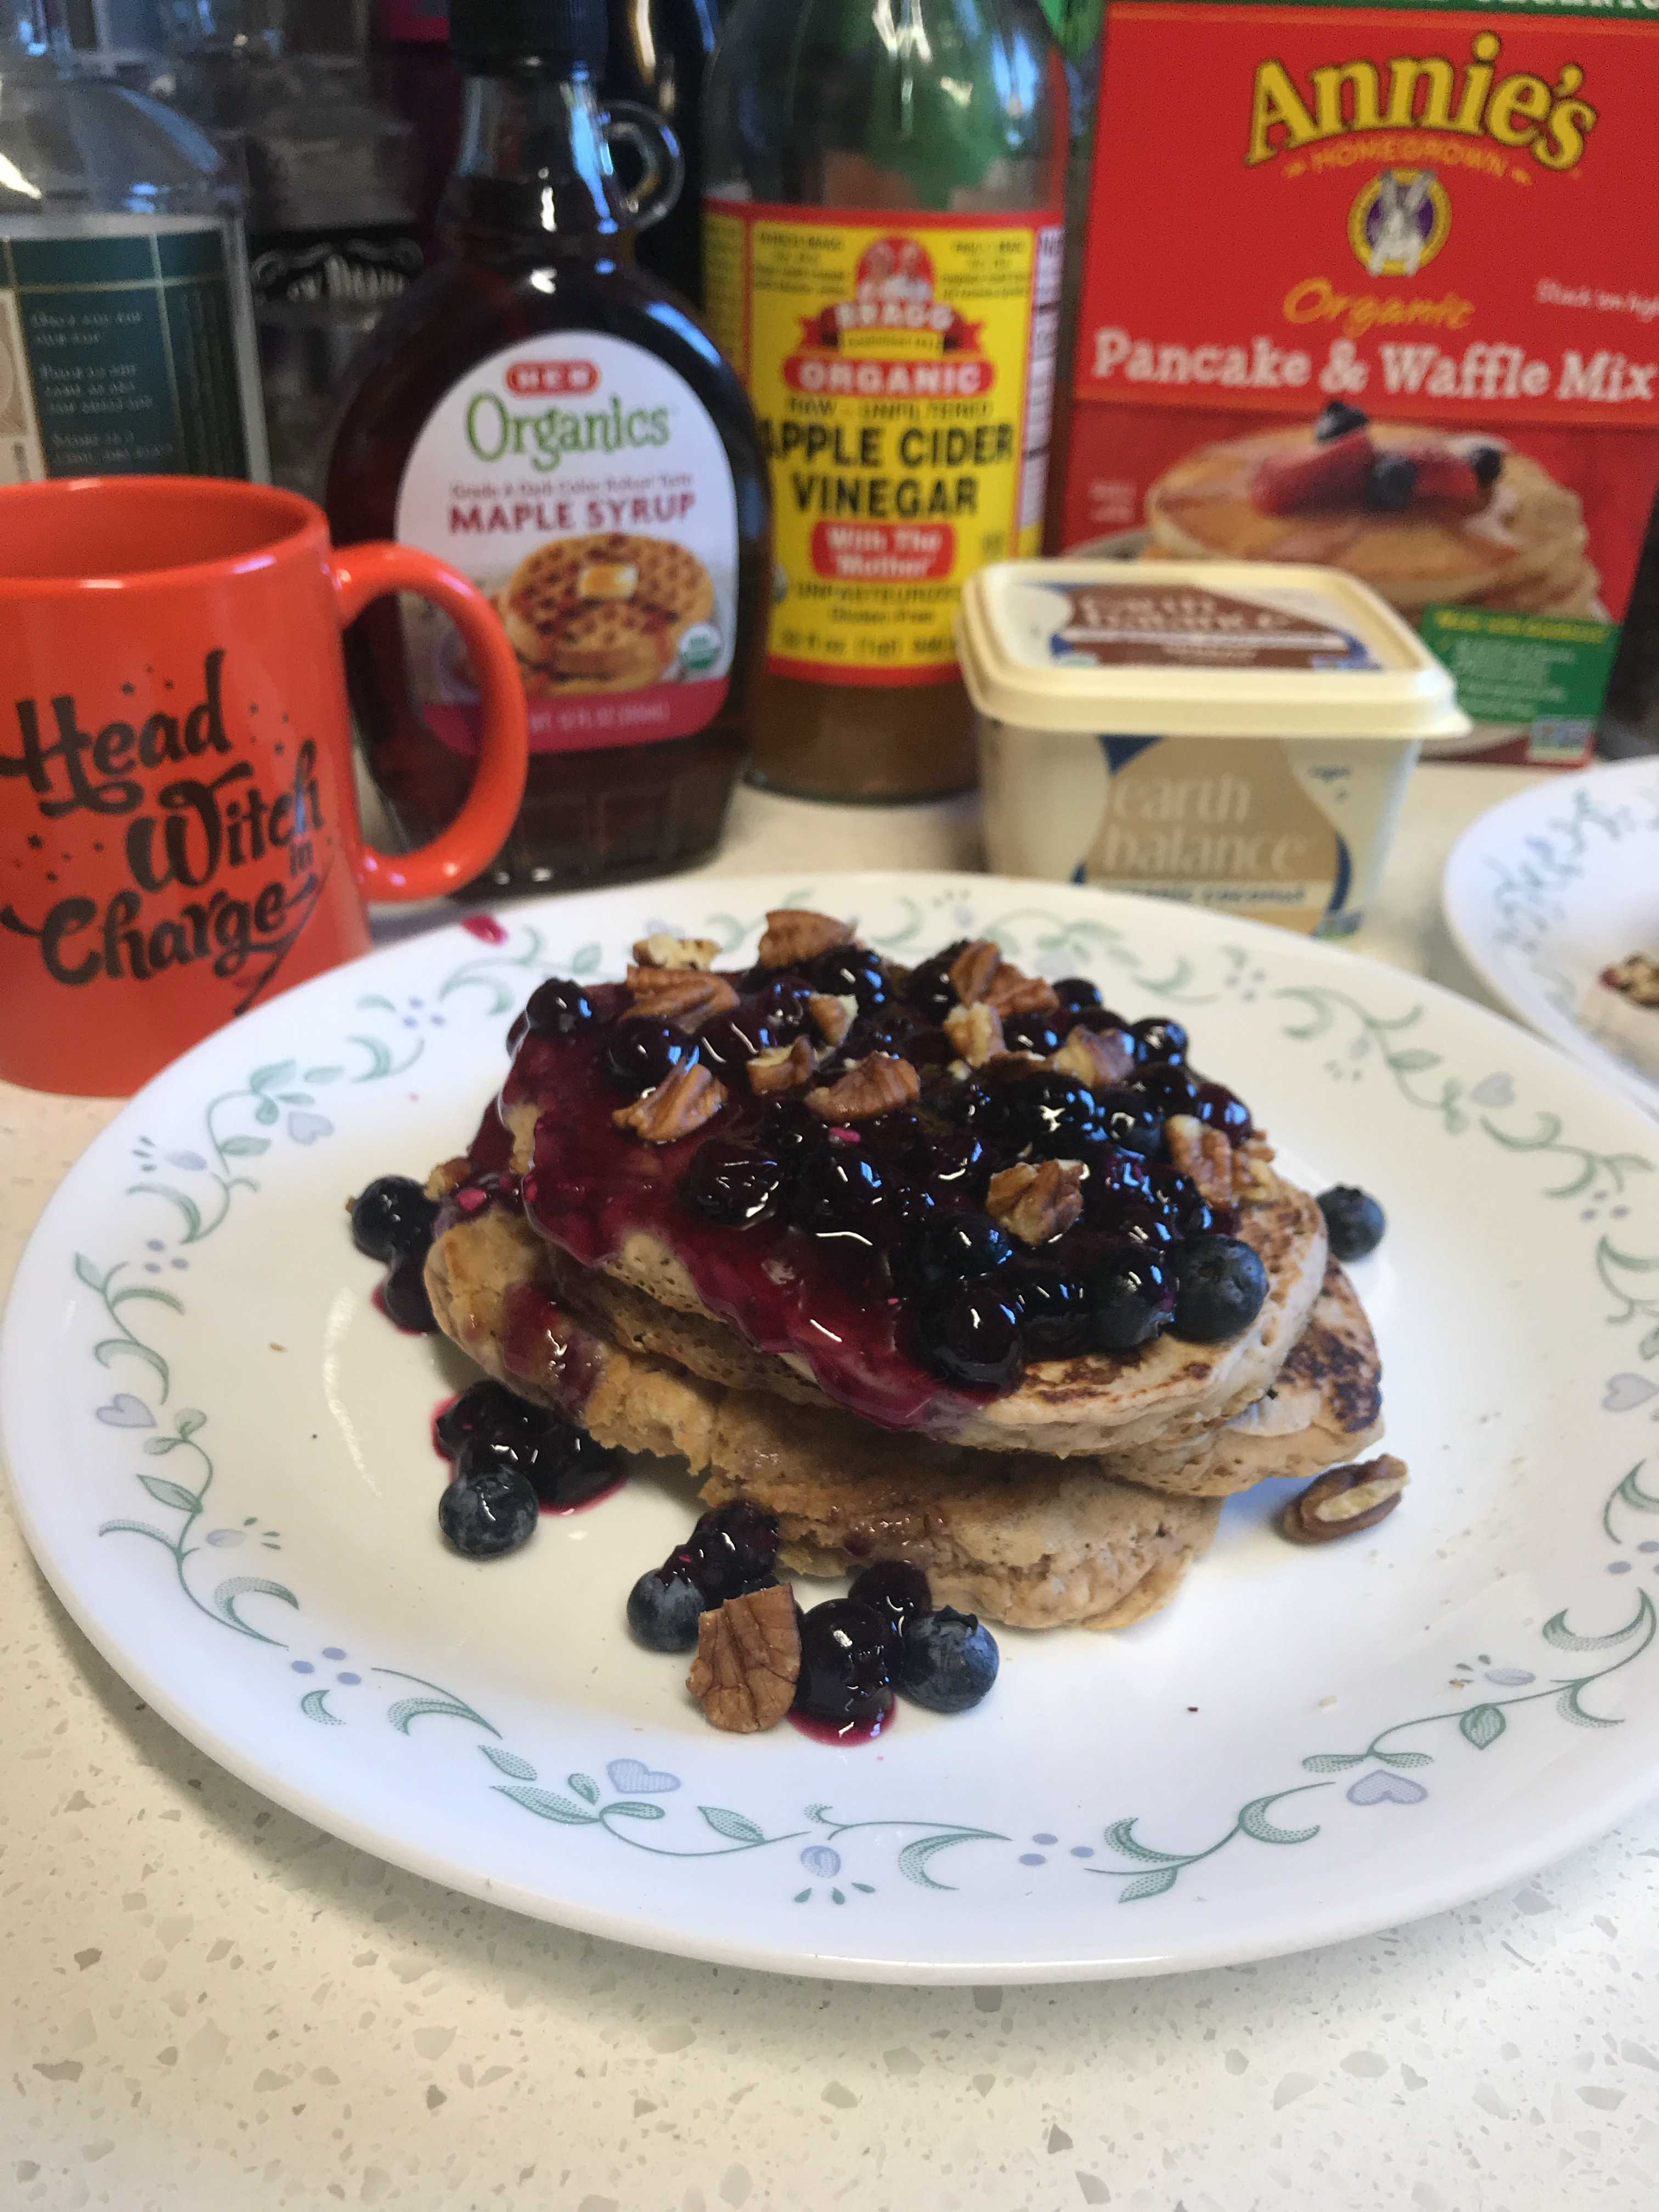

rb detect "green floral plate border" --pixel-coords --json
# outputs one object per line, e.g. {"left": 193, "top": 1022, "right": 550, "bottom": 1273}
{"left": 7, "top": 872, "right": 1659, "bottom": 1984}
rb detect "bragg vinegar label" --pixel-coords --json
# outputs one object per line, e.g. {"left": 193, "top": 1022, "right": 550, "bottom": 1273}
{"left": 704, "top": 203, "right": 1063, "bottom": 685}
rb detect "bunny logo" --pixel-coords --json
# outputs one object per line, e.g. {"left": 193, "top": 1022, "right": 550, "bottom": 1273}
{"left": 1348, "top": 168, "right": 1451, "bottom": 277}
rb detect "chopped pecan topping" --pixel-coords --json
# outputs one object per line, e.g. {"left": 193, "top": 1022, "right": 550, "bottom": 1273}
{"left": 947, "top": 939, "right": 1002, "bottom": 1006}
{"left": 1166, "top": 1114, "right": 1235, "bottom": 1208}
{"left": 611, "top": 1062, "right": 727, "bottom": 1142}
{"left": 805, "top": 1052, "right": 921, "bottom": 1123}
{"left": 1049, "top": 1023, "right": 1135, "bottom": 1090}
{"left": 631, "top": 932, "right": 721, "bottom": 971}
{"left": 625, "top": 966, "right": 740, "bottom": 1025}
{"left": 987, "top": 1160, "right": 1085, "bottom": 1246}
{"left": 1281, "top": 1455, "right": 1408, "bottom": 1545}
{"left": 944, "top": 1000, "right": 1005, "bottom": 1068}
{"left": 756, "top": 908, "right": 854, "bottom": 969}
{"left": 425, "top": 1155, "right": 471, "bottom": 1200}
{"left": 1235, "top": 1133, "right": 1277, "bottom": 1203}
{"left": 687, "top": 1583, "right": 801, "bottom": 1733}
{"left": 747, "top": 1036, "right": 816, "bottom": 1095}
{"left": 806, "top": 991, "right": 855, "bottom": 1047}
{"left": 985, "top": 966, "right": 1060, "bottom": 1019}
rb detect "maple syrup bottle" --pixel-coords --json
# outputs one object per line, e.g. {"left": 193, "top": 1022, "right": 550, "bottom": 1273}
{"left": 703, "top": 0, "right": 1066, "bottom": 801}
{"left": 325, "top": 0, "right": 769, "bottom": 895}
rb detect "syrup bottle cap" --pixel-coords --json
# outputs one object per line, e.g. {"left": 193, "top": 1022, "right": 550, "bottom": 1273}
{"left": 449, "top": 0, "right": 607, "bottom": 74}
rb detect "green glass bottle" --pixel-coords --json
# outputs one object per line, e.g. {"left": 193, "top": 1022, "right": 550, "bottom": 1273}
{"left": 703, "top": 0, "right": 1066, "bottom": 800}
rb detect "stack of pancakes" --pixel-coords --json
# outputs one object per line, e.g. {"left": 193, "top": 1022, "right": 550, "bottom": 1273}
{"left": 1146, "top": 420, "right": 1601, "bottom": 622}
{"left": 422, "top": 934, "right": 1386, "bottom": 1634}
{"left": 499, "top": 530, "right": 716, "bottom": 696}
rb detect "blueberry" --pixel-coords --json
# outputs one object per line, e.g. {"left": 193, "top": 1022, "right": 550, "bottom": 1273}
{"left": 1052, "top": 976, "right": 1103, "bottom": 1015}
{"left": 903, "top": 942, "right": 969, "bottom": 1021}
{"left": 626, "top": 1557, "right": 706, "bottom": 1651}
{"left": 848, "top": 1559, "right": 933, "bottom": 1629}
{"left": 923, "top": 1127, "right": 989, "bottom": 1200}
{"left": 1364, "top": 453, "right": 1418, "bottom": 511}
{"left": 438, "top": 1463, "right": 538, "bottom": 1558}
{"left": 1189, "top": 1081, "right": 1251, "bottom": 1140}
{"left": 687, "top": 1499, "right": 780, "bottom": 1601}
{"left": 1138, "top": 1063, "right": 1200, "bottom": 1117}
{"left": 896, "top": 1208, "right": 1012, "bottom": 1294}
{"left": 1317, "top": 1184, "right": 1386, "bottom": 1261}
{"left": 900, "top": 1607, "right": 999, "bottom": 1713}
{"left": 350, "top": 1174, "right": 438, "bottom": 1263}
{"left": 523, "top": 977, "right": 597, "bottom": 1037}
{"left": 1467, "top": 441, "right": 1504, "bottom": 489}
{"left": 697, "top": 1006, "right": 778, "bottom": 1072}
{"left": 793, "top": 1598, "right": 898, "bottom": 1728}
{"left": 753, "top": 975, "right": 814, "bottom": 1036}
{"left": 1173, "top": 1234, "right": 1268, "bottom": 1342}
{"left": 1093, "top": 1086, "right": 1163, "bottom": 1158}
{"left": 1085, "top": 1244, "right": 1173, "bottom": 1352}
{"left": 758, "top": 1095, "right": 830, "bottom": 1170}
{"left": 1079, "top": 1146, "right": 1154, "bottom": 1220}
{"left": 600, "top": 1020, "right": 697, "bottom": 1095}
{"left": 434, "top": 1379, "right": 543, "bottom": 1459}
{"left": 521, "top": 1419, "right": 623, "bottom": 1509}
{"left": 806, "top": 943, "right": 889, "bottom": 1011}
{"left": 1001, "top": 1011, "right": 1063, "bottom": 1056}
{"left": 1011, "top": 1266, "right": 1091, "bottom": 1360}
{"left": 1113, "top": 1199, "right": 1176, "bottom": 1251}
{"left": 1132, "top": 1016, "right": 1188, "bottom": 1066}
{"left": 1009, "top": 1071, "right": 1105, "bottom": 1159}
{"left": 1314, "top": 399, "right": 1369, "bottom": 442}
{"left": 792, "top": 1144, "right": 885, "bottom": 1238}
{"left": 381, "top": 1249, "right": 437, "bottom": 1331}
{"left": 680, "top": 1139, "right": 785, "bottom": 1228}
{"left": 913, "top": 1279, "right": 1025, "bottom": 1391}
{"left": 1148, "top": 1163, "right": 1216, "bottom": 1240}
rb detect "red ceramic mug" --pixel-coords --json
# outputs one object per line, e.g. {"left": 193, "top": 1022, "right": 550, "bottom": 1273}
{"left": 0, "top": 476, "right": 528, "bottom": 1095}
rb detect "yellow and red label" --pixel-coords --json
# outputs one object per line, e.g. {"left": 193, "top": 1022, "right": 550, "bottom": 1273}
{"left": 705, "top": 202, "right": 1062, "bottom": 685}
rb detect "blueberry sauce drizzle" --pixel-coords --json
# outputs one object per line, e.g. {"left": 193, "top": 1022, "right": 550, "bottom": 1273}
{"left": 464, "top": 947, "right": 1255, "bottom": 1435}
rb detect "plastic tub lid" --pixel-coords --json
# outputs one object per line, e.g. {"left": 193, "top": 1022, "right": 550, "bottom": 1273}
{"left": 956, "top": 558, "right": 1471, "bottom": 741}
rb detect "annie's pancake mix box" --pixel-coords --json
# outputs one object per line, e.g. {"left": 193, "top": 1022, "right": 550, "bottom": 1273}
{"left": 1054, "top": 0, "right": 1659, "bottom": 766}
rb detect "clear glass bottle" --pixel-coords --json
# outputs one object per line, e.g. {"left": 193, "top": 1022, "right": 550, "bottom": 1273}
{"left": 324, "top": 0, "right": 770, "bottom": 896}
{"left": 161, "top": 0, "right": 422, "bottom": 494}
{"left": 702, "top": 0, "right": 1065, "bottom": 800}
{"left": 0, "top": 0, "right": 268, "bottom": 482}
{"left": 603, "top": 0, "right": 719, "bottom": 304}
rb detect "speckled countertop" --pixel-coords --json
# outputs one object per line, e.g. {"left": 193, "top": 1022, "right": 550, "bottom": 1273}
{"left": 5, "top": 770, "right": 1658, "bottom": 2212}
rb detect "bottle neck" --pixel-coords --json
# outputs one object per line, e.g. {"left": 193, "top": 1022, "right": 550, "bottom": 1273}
{"left": 448, "top": 66, "right": 631, "bottom": 253}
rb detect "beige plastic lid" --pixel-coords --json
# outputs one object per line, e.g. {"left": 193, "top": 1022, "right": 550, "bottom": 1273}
{"left": 956, "top": 558, "right": 1471, "bottom": 741}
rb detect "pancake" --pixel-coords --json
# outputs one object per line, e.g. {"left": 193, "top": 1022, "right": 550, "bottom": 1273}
{"left": 490, "top": 1097, "right": 1330, "bottom": 1459}
{"left": 424, "top": 1201, "right": 1220, "bottom": 1629}
{"left": 425, "top": 1205, "right": 1380, "bottom": 1626}
{"left": 1145, "top": 422, "right": 1590, "bottom": 616}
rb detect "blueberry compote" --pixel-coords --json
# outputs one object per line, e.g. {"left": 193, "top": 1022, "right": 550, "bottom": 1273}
{"left": 478, "top": 943, "right": 1256, "bottom": 1431}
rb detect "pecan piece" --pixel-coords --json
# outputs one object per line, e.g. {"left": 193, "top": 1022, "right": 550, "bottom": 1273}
{"left": 625, "top": 967, "right": 740, "bottom": 1025}
{"left": 1049, "top": 1023, "right": 1135, "bottom": 1091}
{"left": 944, "top": 1000, "right": 1005, "bottom": 1068}
{"left": 756, "top": 908, "right": 854, "bottom": 969}
{"left": 747, "top": 1036, "right": 816, "bottom": 1095}
{"left": 947, "top": 939, "right": 1002, "bottom": 1006}
{"left": 805, "top": 1052, "right": 921, "bottom": 1123}
{"left": 611, "top": 1062, "right": 727, "bottom": 1142}
{"left": 687, "top": 1583, "right": 802, "bottom": 1733}
{"left": 987, "top": 1160, "right": 1085, "bottom": 1246}
{"left": 806, "top": 991, "right": 855, "bottom": 1048}
{"left": 986, "top": 967, "right": 1060, "bottom": 1018}
{"left": 1235, "top": 1133, "right": 1277, "bottom": 1203}
{"left": 1281, "top": 1455, "right": 1409, "bottom": 1545}
{"left": 1166, "top": 1114, "right": 1235, "bottom": 1209}
{"left": 631, "top": 932, "right": 721, "bottom": 971}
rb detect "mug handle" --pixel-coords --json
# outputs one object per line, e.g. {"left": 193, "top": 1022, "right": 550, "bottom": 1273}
{"left": 327, "top": 543, "right": 529, "bottom": 901}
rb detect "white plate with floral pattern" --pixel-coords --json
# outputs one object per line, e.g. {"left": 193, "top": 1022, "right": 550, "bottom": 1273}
{"left": 8, "top": 872, "right": 1659, "bottom": 1985}
{"left": 1443, "top": 757, "right": 1659, "bottom": 1119}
